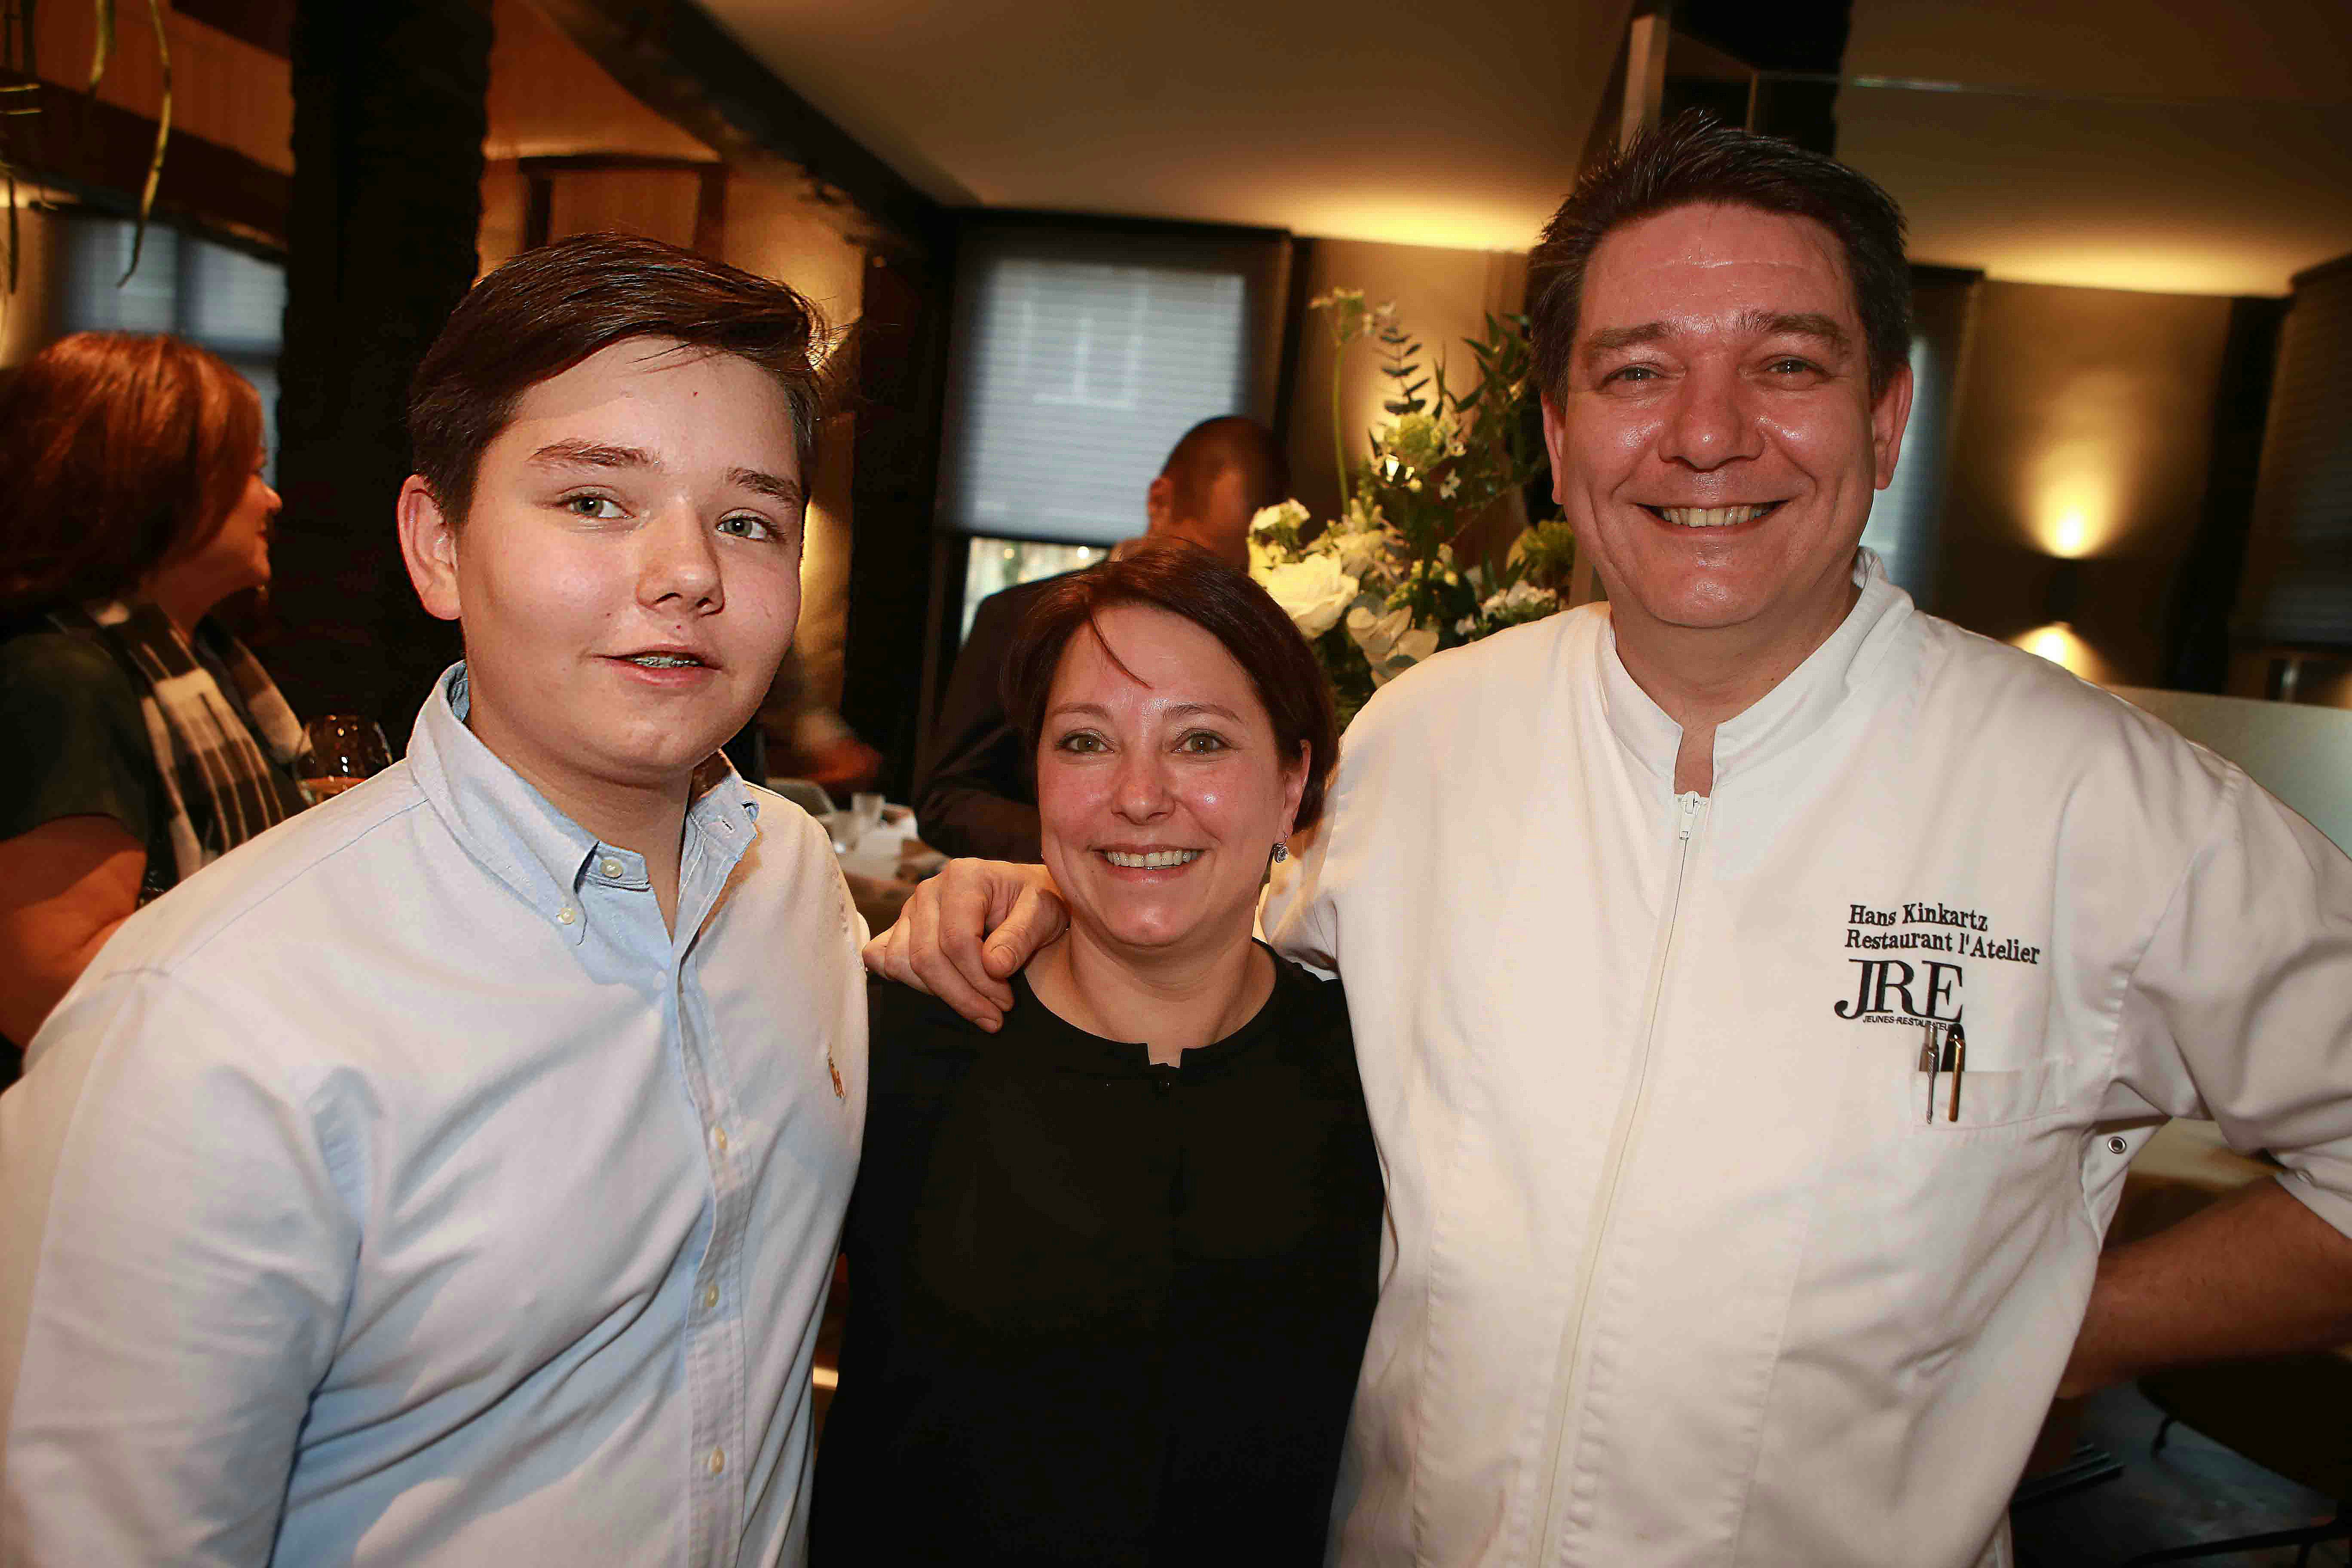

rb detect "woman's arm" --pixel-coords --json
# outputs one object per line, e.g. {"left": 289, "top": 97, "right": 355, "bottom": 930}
{"left": 0, "top": 815, "right": 146, "bottom": 1044}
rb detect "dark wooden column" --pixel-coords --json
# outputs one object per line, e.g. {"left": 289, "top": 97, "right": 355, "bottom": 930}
{"left": 841, "top": 247, "right": 956, "bottom": 801}
{"left": 269, "top": 0, "right": 491, "bottom": 737}
{"left": 2159, "top": 297, "right": 2287, "bottom": 692}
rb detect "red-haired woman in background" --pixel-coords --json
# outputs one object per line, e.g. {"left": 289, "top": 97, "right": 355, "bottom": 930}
{"left": 0, "top": 333, "right": 308, "bottom": 1065}
{"left": 814, "top": 542, "right": 1383, "bottom": 1565}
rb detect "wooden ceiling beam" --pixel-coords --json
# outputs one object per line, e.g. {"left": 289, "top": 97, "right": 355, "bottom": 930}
{"left": 523, "top": 0, "right": 947, "bottom": 257}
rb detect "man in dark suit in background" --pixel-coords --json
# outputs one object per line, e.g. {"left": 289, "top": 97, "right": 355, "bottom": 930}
{"left": 913, "top": 415, "right": 1288, "bottom": 860}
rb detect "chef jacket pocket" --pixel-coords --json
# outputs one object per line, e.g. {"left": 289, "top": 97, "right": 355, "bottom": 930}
{"left": 1840, "top": 1036, "right": 2062, "bottom": 1142}
{"left": 1905, "top": 1058, "right": 2057, "bottom": 1135}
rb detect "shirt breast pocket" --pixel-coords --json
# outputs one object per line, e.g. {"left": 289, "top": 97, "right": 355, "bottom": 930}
{"left": 1841, "top": 1035, "right": 2064, "bottom": 1143}
{"left": 1905, "top": 1058, "right": 2058, "bottom": 1136}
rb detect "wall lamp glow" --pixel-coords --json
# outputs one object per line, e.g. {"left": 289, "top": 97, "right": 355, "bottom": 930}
{"left": 2017, "top": 621, "right": 2097, "bottom": 678}
{"left": 2048, "top": 509, "right": 2093, "bottom": 560}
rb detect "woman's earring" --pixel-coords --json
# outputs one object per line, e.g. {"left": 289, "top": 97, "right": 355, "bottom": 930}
{"left": 1271, "top": 842, "right": 1290, "bottom": 864}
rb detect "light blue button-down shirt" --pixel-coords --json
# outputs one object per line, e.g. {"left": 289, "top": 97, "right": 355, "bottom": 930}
{"left": 0, "top": 665, "right": 866, "bottom": 1566}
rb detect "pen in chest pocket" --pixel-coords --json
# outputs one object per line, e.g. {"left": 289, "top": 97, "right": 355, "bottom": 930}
{"left": 1921, "top": 1020, "right": 1968, "bottom": 1123}
{"left": 1920, "top": 1020, "right": 1939, "bottom": 1124}
{"left": 1944, "top": 1022, "right": 1966, "bottom": 1121}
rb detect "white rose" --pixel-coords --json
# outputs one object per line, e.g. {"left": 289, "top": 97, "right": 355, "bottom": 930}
{"left": 1262, "top": 554, "right": 1359, "bottom": 639}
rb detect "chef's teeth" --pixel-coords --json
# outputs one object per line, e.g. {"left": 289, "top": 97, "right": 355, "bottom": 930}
{"left": 1660, "top": 505, "right": 1774, "bottom": 528}
{"left": 1103, "top": 848, "right": 1204, "bottom": 869}
{"left": 628, "top": 653, "right": 702, "bottom": 668}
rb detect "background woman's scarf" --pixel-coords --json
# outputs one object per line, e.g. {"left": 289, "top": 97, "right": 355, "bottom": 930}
{"left": 47, "top": 599, "right": 310, "bottom": 892}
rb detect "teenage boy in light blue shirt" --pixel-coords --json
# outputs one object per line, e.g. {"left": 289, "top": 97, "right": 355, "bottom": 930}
{"left": 0, "top": 233, "right": 866, "bottom": 1567}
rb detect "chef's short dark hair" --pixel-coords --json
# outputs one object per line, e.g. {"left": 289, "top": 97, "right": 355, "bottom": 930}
{"left": 408, "top": 233, "right": 827, "bottom": 524}
{"left": 1528, "top": 113, "right": 1912, "bottom": 402}
{"left": 1000, "top": 541, "right": 1338, "bottom": 833}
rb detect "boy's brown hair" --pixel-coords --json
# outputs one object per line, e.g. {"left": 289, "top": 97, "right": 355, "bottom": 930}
{"left": 407, "top": 232, "right": 829, "bottom": 524}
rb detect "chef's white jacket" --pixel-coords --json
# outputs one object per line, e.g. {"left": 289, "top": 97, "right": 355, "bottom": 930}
{"left": 1267, "top": 552, "right": 2352, "bottom": 1567}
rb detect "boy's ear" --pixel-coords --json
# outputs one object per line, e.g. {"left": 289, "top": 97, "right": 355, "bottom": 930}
{"left": 397, "top": 476, "right": 462, "bottom": 623}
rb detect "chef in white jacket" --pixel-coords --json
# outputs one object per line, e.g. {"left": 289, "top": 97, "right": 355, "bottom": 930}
{"left": 866, "top": 116, "right": 2352, "bottom": 1567}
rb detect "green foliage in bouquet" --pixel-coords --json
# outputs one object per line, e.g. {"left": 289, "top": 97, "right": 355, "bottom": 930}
{"left": 1250, "top": 288, "right": 1577, "bottom": 727}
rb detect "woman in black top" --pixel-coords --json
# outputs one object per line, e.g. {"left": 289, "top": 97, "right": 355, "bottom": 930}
{"left": 815, "top": 543, "right": 1382, "bottom": 1565}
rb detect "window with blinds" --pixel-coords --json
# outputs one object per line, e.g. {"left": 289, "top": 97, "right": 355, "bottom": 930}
{"left": 1856, "top": 333, "right": 1941, "bottom": 597}
{"left": 1859, "top": 268, "right": 1978, "bottom": 609}
{"left": 48, "top": 213, "right": 288, "bottom": 479}
{"left": 936, "top": 224, "right": 1291, "bottom": 547}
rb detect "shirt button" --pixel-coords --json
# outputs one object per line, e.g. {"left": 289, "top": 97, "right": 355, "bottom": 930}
{"left": 703, "top": 1284, "right": 720, "bottom": 1312}
{"left": 711, "top": 1127, "right": 729, "bottom": 1154}
{"left": 600, "top": 857, "right": 624, "bottom": 879}
{"left": 556, "top": 906, "right": 578, "bottom": 925}
{"left": 707, "top": 1447, "right": 726, "bottom": 1476}
{"left": 2107, "top": 1135, "right": 2128, "bottom": 1155}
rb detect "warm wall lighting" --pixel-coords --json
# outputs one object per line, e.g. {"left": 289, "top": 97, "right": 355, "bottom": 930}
{"left": 2015, "top": 622, "right": 2097, "bottom": 679}
{"left": 803, "top": 501, "right": 847, "bottom": 595}
{"left": 1282, "top": 194, "right": 1550, "bottom": 256}
{"left": 2027, "top": 454, "right": 2119, "bottom": 559}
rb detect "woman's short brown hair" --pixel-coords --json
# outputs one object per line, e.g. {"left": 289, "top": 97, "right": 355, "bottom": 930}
{"left": 0, "top": 332, "right": 263, "bottom": 613}
{"left": 407, "top": 232, "right": 829, "bottom": 524}
{"left": 999, "top": 541, "right": 1340, "bottom": 833}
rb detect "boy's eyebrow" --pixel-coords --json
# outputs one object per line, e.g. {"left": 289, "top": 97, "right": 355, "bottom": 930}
{"left": 530, "top": 438, "right": 654, "bottom": 472}
{"left": 729, "top": 467, "right": 804, "bottom": 507}
{"left": 527, "top": 441, "right": 804, "bottom": 506}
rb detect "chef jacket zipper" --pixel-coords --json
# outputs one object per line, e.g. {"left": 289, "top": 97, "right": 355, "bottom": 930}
{"left": 1529, "top": 789, "right": 1706, "bottom": 1564}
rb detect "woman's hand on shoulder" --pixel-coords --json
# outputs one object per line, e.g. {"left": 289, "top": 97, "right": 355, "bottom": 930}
{"left": 861, "top": 860, "right": 1068, "bottom": 1031}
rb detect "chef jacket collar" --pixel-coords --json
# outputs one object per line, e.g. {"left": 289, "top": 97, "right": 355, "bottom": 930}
{"left": 1597, "top": 548, "right": 1914, "bottom": 792}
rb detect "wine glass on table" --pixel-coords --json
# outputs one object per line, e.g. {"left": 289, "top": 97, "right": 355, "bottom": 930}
{"left": 300, "top": 714, "right": 392, "bottom": 804}
{"left": 849, "top": 791, "right": 887, "bottom": 847}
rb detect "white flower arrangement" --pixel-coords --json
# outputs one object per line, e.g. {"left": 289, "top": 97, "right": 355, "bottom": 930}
{"left": 1258, "top": 551, "right": 1360, "bottom": 640}
{"left": 1249, "top": 295, "right": 1577, "bottom": 724}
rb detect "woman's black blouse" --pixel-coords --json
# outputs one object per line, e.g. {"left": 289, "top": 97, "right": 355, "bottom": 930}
{"left": 812, "top": 951, "right": 1383, "bottom": 1566}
